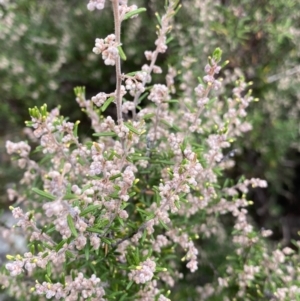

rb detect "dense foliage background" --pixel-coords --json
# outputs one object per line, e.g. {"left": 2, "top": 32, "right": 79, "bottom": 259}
{"left": 1, "top": 0, "right": 300, "bottom": 299}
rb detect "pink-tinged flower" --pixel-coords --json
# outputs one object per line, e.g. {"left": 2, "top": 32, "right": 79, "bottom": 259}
{"left": 87, "top": 0, "right": 106, "bottom": 11}
{"left": 6, "top": 261, "right": 24, "bottom": 276}
{"left": 148, "top": 84, "right": 170, "bottom": 105}
{"left": 129, "top": 258, "right": 156, "bottom": 284}
{"left": 93, "top": 34, "right": 119, "bottom": 66}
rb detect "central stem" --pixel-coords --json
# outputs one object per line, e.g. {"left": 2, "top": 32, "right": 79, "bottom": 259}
{"left": 111, "top": 0, "right": 123, "bottom": 125}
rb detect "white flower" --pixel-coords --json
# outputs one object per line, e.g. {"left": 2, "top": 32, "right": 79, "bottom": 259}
{"left": 129, "top": 258, "right": 156, "bottom": 284}
{"left": 87, "top": 0, "right": 106, "bottom": 11}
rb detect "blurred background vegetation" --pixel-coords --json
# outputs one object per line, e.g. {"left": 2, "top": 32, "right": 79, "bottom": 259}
{"left": 176, "top": 0, "right": 300, "bottom": 242}
{"left": 0, "top": 0, "right": 300, "bottom": 298}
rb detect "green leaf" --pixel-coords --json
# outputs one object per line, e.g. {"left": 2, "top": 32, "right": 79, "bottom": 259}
{"left": 119, "top": 293, "right": 128, "bottom": 301}
{"left": 109, "top": 291, "right": 124, "bottom": 298}
{"left": 138, "top": 92, "right": 149, "bottom": 103}
{"left": 221, "top": 60, "right": 229, "bottom": 68}
{"left": 125, "top": 71, "right": 139, "bottom": 76}
{"left": 174, "top": 1, "right": 182, "bottom": 14}
{"left": 180, "top": 137, "right": 188, "bottom": 152}
{"left": 82, "top": 184, "right": 93, "bottom": 192}
{"left": 45, "top": 275, "right": 52, "bottom": 283}
{"left": 159, "top": 219, "right": 169, "bottom": 230}
{"left": 165, "top": 99, "right": 179, "bottom": 103}
{"left": 61, "top": 273, "right": 66, "bottom": 286}
{"left": 40, "top": 104, "right": 48, "bottom": 117}
{"left": 86, "top": 227, "right": 103, "bottom": 234}
{"left": 37, "top": 244, "right": 44, "bottom": 252}
{"left": 212, "top": 47, "right": 223, "bottom": 63}
{"left": 208, "top": 97, "right": 217, "bottom": 105}
{"left": 155, "top": 12, "right": 162, "bottom": 26}
{"left": 117, "top": 46, "right": 127, "bottom": 61}
{"left": 141, "top": 113, "right": 155, "bottom": 120}
{"left": 126, "top": 281, "right": 134, "bottom": 290}
{"left": 123, "top": 8, "right": 146, "bottom": 20}
{"left": 85, "top": 240, "right": 90, "bottom": 261}
{"left": 117, "top": 217, "right": 124, "bottom": 226}
{"left": 146, "top": 214, "right": 155, "bottom": 221}
{"left": 161, "top": 119, "right": 180, "bottom": 131}
{"left": 63, "top": 193, "right": 78, "bottom": 200}
{"left": 74, "top": 86, "right": 86, "bottom": 98}
{"left": 67, "top": 214, "right": 78, "bottom": 237}
{"left": 73, "top": 120, "right": 80, "bottom": 138}
{"left": 80, "top": 205, "right": 101, "bottom": 217}
{"left": 101, "top": 96, "right": 114, "bottom": 112}
{"left": 129, "top": 155, "right": 149, "bottom": 162}
{"left": 128, "top": 191, "right": 137, "bottom": 197}
{"left": 65, "top": 250, "right": 75, "bottom": 259}
{"left": 101, "top": 237, "right": 111, "bottom": 245}
{"left": 141, "top": 229, "right": 147, "bottom": 244}
{"left": 55, "top": 239, "right": 67, "bottom": 252}
{"left": 124, "top": 122, "right": 140, "bottom": 135}
{"left": 109, "top": 173, "right": 122, "bottom": 180}
{"left": 32, "top": 188, "right": 56, "bottom": 201}
{"left": 156, "top": 266, "right": 167, "bottom": 272}
{"left": 25, "top": 121, "right": 34, "bottom": 127}
{"left": 42, "top": 252, "right": 49, "bottom": 259}
{"left": 92, "top": 131, "right": 118, "bottom": 137}
{"left": 151, "top": 159, "right": 173, "bottom": 165}
{"left": 46, "top": 262, "right": 52, "bottom": 276}
{"left": 133, "top": 247, "right": 140, "bottom": 264}
{"left": 166, "top": 36, "right": 174, "bottom": 44}
{"left": 197, "top": 77, "right": 204, "bottom": 85}
{"left": 136, "top": 207, "right": 150, "bottom": 216}
{"left": 45, "top": 226, "right": 56, "bottom": 234}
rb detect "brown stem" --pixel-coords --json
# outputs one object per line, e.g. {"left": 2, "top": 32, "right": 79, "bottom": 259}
{"left": 111, "top": 0, "right": 123, "bottom": 126}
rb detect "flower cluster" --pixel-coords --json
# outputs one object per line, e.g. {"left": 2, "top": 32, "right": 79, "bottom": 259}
{"left": 148, "top": 84, "right": 170, "bottom": 105}
{"left": 87, "top": 0, "right": 106, "bottom": 11}
{"left": 124, "top": 71, "right": 147, "bottom": 96}
{"left": 128, "top": 258, "right": 156, "bottom": 284}
{"left": 93, "top": 34, "right": 119, "bottom": 66}
{"left": 2, "top": 1, "right": 298, "bottom": 301}
{"left": 35, "top": 273, "right": 105, "bottom": 300}
{"left": 119, "top": 2, "right": 138, "bottom": 21}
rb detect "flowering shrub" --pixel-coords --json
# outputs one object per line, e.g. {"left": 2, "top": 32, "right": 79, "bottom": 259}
{"left": 0, "top": 0, "right": 150, "bottom": 127}
{"left": 1, "top": 1, "right": 300, "bottom": 301}
{"left": 174, "top": 0, "right": 300, "bottom": 232}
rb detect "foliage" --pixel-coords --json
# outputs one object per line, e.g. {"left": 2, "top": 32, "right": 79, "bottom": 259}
{"left": 175, "top": 0, "right": 300, "bottom": 229}
{"left": 1, "top": 1, "right": 300, "bottom": 301}
{"left": 0, "top": 0, "right": 159, "bottom": 129}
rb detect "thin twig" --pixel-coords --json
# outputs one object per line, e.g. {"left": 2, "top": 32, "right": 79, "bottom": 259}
{"left": 111, "top": 0, "right": 123, "bottom": 126}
